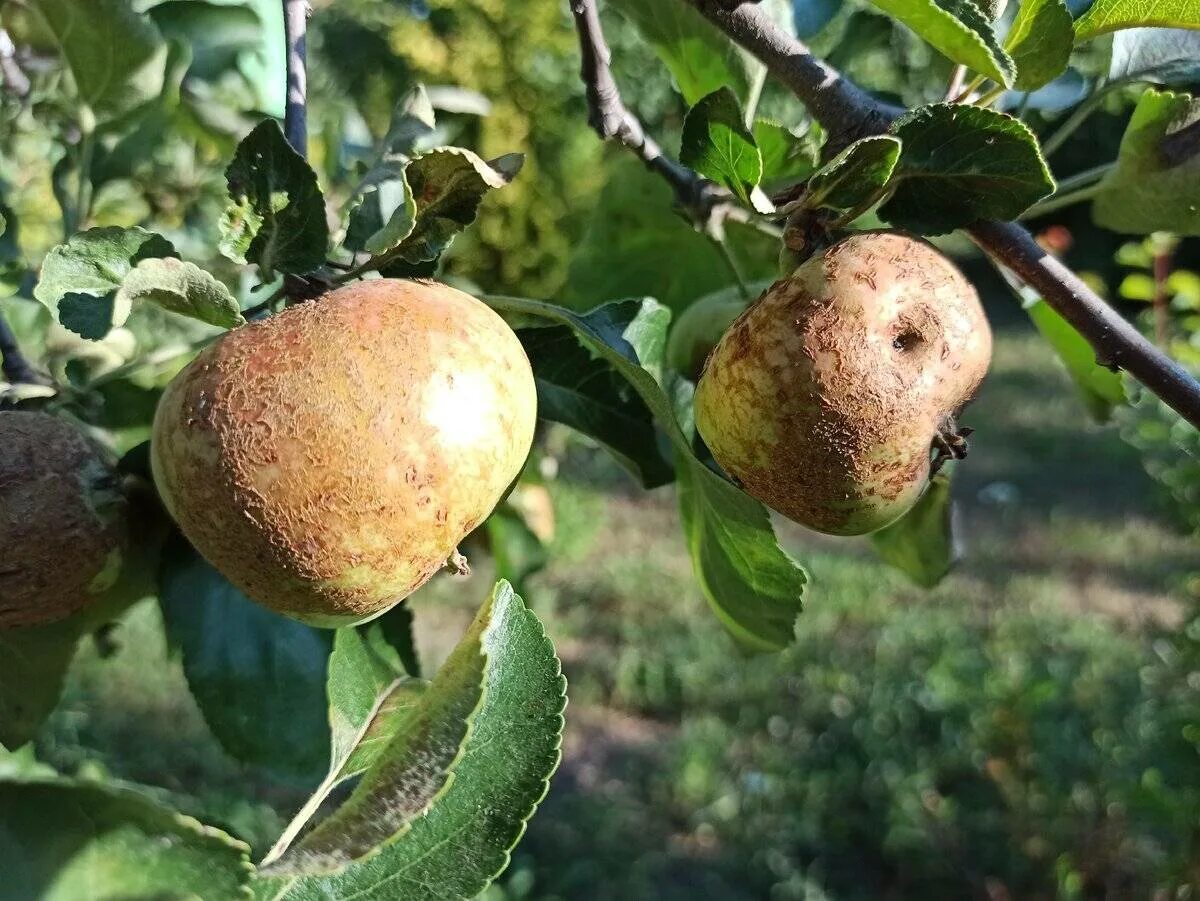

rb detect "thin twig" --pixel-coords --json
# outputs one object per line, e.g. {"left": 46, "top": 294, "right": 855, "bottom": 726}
{"left": 1152, "top": 243, "right": 1172, "bottom": 347}
{"left": 0, "top": 29, "right": 30, "bottom": 98}
{"left": 0, "top": 310, "right": 45, "bottom": 387}
{"left": 944, "top": 65, "right": 967, "bottom": 103}
{"left": 684, "top": 0, "right": 1200, "bottom": 431}
{"left": 282, "top": 0, "right": 309, "bottom": 156}
{"left": 569, "top": 0, "right": 721, "bottom": 222}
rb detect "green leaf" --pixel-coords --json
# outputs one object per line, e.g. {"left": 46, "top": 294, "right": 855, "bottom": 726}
{"left": 754, "top": 119, "right": 821, "bottom": 186}
{"left": 1075, "top": 0, "right": 1200, "bottom": 41}
{"left": 870, "top": 467, "right": 958, "bottom": 588}
{"left": 806, "top": 135, "right": 901, "bottom": 211}
{"left": 1026, "top": 298, "right": 1128, "bottom": 421}
{"left": 158, "top": 533, "right": 332, "bottom": 782}
{"left": 1004, "top": 0, "right": 1074, "bottom": 90}
{"left": 676, "top": 450, "right": 806, "bottom": 652}
{"left": 252, "top": 581, "right": 565, "bottom": 899}
{"left": 607, "top": 0, "right": 762, "bottom": 105}
{"left": 25, "top": 0, "right": 168, "bottom": 121}
{"left": 117, "top": 258, "right": 245, "bottom": 329}
{"left": 261, "top": 627, "right": 427, "bottom": 869}
{"left": 382, "top": 84, "right": 438, "bottom": 157}
{"left": 489, "top": 296, "right": 806, "bottom": 653}
{"left": 365, "top": 604, "right": 421, "bottom": 679}
{"left": 219, "top": 119, "right": 329, "bottom": 279}
{"left": 148, "top": 0, "right": 263, "bottom": 82}
{"left": 486, "top": 504, "right": 550, "bottom": 593}
{"left": 0, "top": 777, "right": 252, "bottom": 898}
{"left": 1093, "top": 89, "right": 1200, "bottom": 236}
{"left": 680, "top": 87, "right": 766, "bottom": 210}
{"left": 880, "top": 104, "right": 1055, "bottom": 234}
{"left": 380, "top": 148, "right": 521, "bottom": 267}
{"left": 35, "top": 226, "right": 176, "bottom": 316}
{"left": 344, "top": 164, "right": 417, "bottom": 256}
{"left": 0, "top": 624, "right": 79, "bottom": 750}
{"left": 863, "top": 0, "right": 1015, "bottom": 86}
{"left": 1110, "top": 28, "right": 1200, "bottom": 85}
{"left": 0, "top": 521, "right": 159, "bottom": 750}
{"left": 515, "top": 321, "right": 674, "bottom": 489}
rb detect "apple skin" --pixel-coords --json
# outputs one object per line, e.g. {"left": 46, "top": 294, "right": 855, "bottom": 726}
{"left": 695, "top": 232, "right": 991, "bottom": 536}
{"left": 152, "top": 279, "right": 538, "bottom": 626}
{"left": 0, "top": 412, "right": 129, "bottom": 628}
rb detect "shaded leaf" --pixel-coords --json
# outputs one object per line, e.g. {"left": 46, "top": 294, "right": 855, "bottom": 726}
{"left": 158, "top": 533, "right": 332, "bottom": 781}
{"left": 681, "top": 87, "right": 764, "bottom": 209}
{"left": 219, "top": 119, "right": 329, "bottom": 278}
{"left": 1005, "top": 0, "right": 1074, "bottom": 90}
{"left": 516, "top": 321, "right": 674, "bottom": 489}
{"left": 1026, "top": 298, "right": 1129, "bottom": 421}
{"left": 870, "top": 467, "right": 958, "bottom": 588}
{"left": 754, "top": 119, "right": 820, "bottom": 186}
{"left": 148, "top": 0, "right": 262, "bottom": 82}
{"left": 607, "top": 0, "right": 761, "bottom": 105}
{"left": 676, "top": 450, "right": 806, "bottom": 652}
{"left": 1109, "top": 28, "right": 1200, "bottom": 85}
{"left": 864, "top": 0, "right": 1015, "bottom": 85}
{"left": 117, "top": 258, "right": 244, "bottom": 329}
{"left": 881, "top": 104, "right": 1055, "bottom": 234}
{"left": 0, "top": 625, "right": 79, "bottom": 750}
{"left": 252, "top": 581, "right": 565, "bottom": 898}
{"left": 486, "top": 505, "right": 549, "bottom": 593}
{"left": 489, "top": 295, "right": 806, "bottom": 653}
{"left": 1075, "top": 0, "right": 1200, "bottom": 41}
{"left": 806, "top": 135, "right": 901, "bottom": 211}
{"left": 25, "top": 0, "right": 168, "bottom": 121}
{"left": 0, "top": 778, "right": 252, "bottom": 898}
{"left": 1093, "top": 89, "right": 1200, "bottom": 236}
{"left": 793, "top": 0, "right": 845, "bottom": 37}
{"left": 344, "top": 164, "right": 417, "bottom": 256}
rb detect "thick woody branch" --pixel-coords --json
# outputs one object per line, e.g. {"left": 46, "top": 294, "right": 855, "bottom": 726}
{"left": 684, "top": 0, "right": 1200, "bottom": 430}
{"left": 570, "top": 0, "right": 721, "bottom": 221}
{"left": 282, "top": 0, "right": 309, "bottom": 156}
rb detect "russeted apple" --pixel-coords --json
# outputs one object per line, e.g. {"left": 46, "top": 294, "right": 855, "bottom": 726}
{"left": 0, "top": 412, "right": 130, "bottom": 628}
{"left": 152, "top": 279, "right": 538, "bottom": 626}
{"left": 695, "top": 232, "right": 991, "bottom": 536}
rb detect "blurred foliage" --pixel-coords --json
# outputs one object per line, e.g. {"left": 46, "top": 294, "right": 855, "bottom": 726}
{"left": 1116, "top": 234, "right": 1200, "bottom": 531}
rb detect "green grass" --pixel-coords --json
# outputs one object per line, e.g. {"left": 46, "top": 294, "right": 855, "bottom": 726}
{"left": 25, "top": 316, "right": 1200, "bottom": 898}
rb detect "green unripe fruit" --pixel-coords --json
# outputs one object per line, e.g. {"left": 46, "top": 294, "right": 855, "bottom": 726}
{"left": 152, "top": 279, "right": 538, "bottom": 627}
{"left": 0, "top": 412, "right": 129, "bottom": 627}
{"left": 695, "top": 232, "right": 991, "bottom": 536}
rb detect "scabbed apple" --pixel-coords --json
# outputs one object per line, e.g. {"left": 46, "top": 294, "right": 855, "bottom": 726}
{"left": 695, "top": 232, "right": 991, "bottom": 536}
{"left": 151, "top": 279, "right": 538, "bottom": 626}
{"left": 0, "top": 412, "right": 129, "bottom": 627}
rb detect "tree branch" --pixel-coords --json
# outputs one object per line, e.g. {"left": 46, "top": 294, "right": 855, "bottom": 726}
{"left": 684, "top": 0, "right": 1200, "bottom": 430}
{"left": 282, "top": 0, "right": 309, "bottom": 156}
{"left": 569, "top": 0, "right": 722, "bottom": 222}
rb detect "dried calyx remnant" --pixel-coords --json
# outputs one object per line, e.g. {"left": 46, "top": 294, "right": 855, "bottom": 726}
{"left": 0, "top": 412, "right": 130, "bottom": 627}
{"left": 696, "top": 231, "right": 991, "bottom": 536}
{"left": 151, "top": 279, "right": 538, "bottom": 627}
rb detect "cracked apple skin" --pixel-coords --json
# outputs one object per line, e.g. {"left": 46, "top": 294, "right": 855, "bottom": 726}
{"left": 151, "top": 279, "right": 538, "bottom": 627}
{"left": 695, "top": 232, "right": 991, "bottom": 536}
{"left": 0, "top": 412, "right": 129, "bottom": 628}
